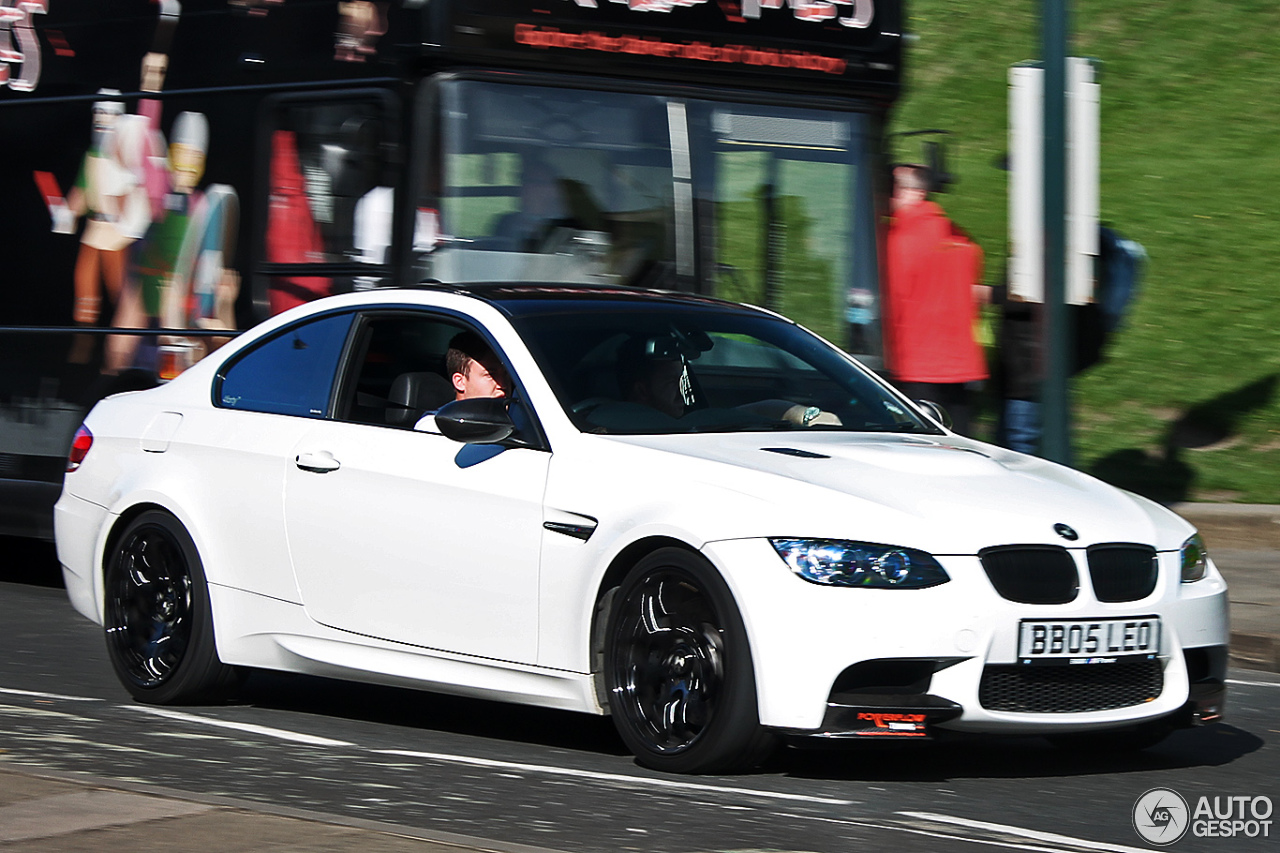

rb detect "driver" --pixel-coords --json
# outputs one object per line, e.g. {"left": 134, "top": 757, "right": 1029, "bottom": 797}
{"left": 613, "top": 334, "right": 841, "bottom": 427}
{"left": 617, "top": 337, "right": 687, "bottom": 418}
{"left": 413, "top": 331, "right": 510, "bottom": 432}
{"left": 447, "top": 331, "right": 509, "bottom": 401}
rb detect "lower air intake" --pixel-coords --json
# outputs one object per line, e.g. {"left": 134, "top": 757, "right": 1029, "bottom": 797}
{"left": 979, "top": 661, "right": 1163, "bottom": 713}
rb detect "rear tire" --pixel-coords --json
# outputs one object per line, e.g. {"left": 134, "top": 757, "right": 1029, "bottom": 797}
{"left": 103, "top": 510, "right": 241, "bottom": 704}
{"left": 604, "top": 548, "right": 775, "bottom": 774}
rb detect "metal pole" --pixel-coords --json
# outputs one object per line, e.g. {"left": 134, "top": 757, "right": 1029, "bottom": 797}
{"left": 1040, "top": 0, "right": 1071, "bottom": 464}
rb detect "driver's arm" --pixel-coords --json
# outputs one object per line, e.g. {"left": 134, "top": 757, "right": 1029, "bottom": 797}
{"left": 735, "top": 399, "right": 842, "bottom": 427}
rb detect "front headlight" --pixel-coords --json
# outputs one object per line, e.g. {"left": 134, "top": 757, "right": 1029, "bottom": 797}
{"left": 1180, "top": 533, "right": 1208, "bottom": 583}
{"left": 770, "top": 538, "right": 950, "bottom": 589}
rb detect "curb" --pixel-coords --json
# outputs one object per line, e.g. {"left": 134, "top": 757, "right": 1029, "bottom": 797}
{"left": 1171, "top": 503, "right": 1280, "bottom": 551}
{"left": 1230, "top": 632, "right": 1279, "bottom": 674}
{"left": 0, "top": 764, "right": 566, "bottom": 853}
{"left": 1166, "top": 505, "right": 1279, "bottom": 673}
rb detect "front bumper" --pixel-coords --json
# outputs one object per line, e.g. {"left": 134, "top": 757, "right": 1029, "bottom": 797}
{"left": 788, "top": 694, "right": 964, "bottom": 740}
{"left": 701, "top": 538, "right": 1230, "bottom": 735}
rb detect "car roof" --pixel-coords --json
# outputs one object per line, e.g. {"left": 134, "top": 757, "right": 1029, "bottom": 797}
{"left": 405, "top": 282, "right": 776, "bottom": 319}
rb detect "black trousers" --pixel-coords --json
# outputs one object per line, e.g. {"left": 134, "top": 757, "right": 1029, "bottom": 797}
{"left": 895, "top": 381, "right": 972, "bottom": 436}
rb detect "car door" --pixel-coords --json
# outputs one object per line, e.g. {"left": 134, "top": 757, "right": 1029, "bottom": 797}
{"left": 281, "top": 312, "right": 548, "bottom": 664}
{"left": 200, "top": 310, "right": 356, "bottom": 603}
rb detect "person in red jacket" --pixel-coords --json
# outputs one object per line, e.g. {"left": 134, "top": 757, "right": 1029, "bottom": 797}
{"left": 883, "top": 164, "right": 989, "bottom": 435}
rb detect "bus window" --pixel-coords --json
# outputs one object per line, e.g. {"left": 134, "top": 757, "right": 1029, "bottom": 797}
{"left": 693, "top": 105, "right": 867, "bottom": 352}
{"left": 420, "top": 80, "right": 677, "bottom": 288}
{"left": 257, "top": 95, "right": 397, "bottom": 315}
{"left": 415, "top": 80, "right": 879, "bottom": 362}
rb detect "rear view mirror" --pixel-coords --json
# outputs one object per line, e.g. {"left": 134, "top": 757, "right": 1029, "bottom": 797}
{"left": 914, "top": 399, "right": 953, "bottom": 430}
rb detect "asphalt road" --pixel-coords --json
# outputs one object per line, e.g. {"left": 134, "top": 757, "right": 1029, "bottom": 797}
{"left": 1, "top": 538, "right": 1277, "bottom": 853}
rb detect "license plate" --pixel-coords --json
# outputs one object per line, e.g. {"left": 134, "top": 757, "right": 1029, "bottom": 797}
{"left": 1017, "top": 616, "right": 1161, "bottom": 664}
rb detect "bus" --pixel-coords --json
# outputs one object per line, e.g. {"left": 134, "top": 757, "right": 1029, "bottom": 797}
{"left": 0, "top": 0, "right": 901, "bottom": 537}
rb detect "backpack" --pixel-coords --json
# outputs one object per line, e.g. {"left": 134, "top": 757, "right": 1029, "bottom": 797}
{"left": 1096, "top": 225, "right": 1147, "bottom": 333}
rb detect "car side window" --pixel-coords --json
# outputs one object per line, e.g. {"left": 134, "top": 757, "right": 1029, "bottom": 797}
{"left": 217, "top": 312, "right": 354, "bottom": 417}
{"left": 335, "top": 313, "right": 469, "bottom": 428}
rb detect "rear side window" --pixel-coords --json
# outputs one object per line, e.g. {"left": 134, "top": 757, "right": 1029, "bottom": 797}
{"left": 217, "top": 313, "right": 354, "bottom": 417}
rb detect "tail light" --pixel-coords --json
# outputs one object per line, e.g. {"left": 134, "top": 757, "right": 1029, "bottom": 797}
{"left": 67, "top": 425, "right": 93, "bottom": 472}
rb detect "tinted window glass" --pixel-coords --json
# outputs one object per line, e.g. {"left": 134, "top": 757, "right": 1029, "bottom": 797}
{"left": 218, "top": 313, "right": 353, "bottom": 417}
{"left": 336, "top": 313, "right": 470, "bottom": 428}
{"left": 509, "top": 302, "right": 937, "bottom": 436}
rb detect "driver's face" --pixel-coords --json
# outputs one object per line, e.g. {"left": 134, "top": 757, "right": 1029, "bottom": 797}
{"left": 454, "top": 356, "right": 508, "bottom": 400}
{"left": 634, "top": 359, "right": 685, "bottom": 418}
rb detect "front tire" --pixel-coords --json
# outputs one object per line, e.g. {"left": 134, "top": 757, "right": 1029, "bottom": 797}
{"left": 604, "top": 548, "right": 775, "bottom": 773}
{"left": 103, "top": 510, "right": 241, "bottom": 704}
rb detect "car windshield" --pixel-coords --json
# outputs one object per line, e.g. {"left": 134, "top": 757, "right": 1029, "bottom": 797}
{"left": 507, "top": 299, "right": 940, "bottom": 436}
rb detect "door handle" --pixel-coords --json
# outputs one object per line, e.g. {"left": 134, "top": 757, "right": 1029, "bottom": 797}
{"left": 295, "top": 450, "right": 340, "bottom": 473}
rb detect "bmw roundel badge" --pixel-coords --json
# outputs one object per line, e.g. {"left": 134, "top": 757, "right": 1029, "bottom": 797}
{"left": 1054, "top": 523, "right": 1079, "bottom": 541}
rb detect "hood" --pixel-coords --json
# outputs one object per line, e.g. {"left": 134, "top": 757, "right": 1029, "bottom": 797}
{"left": 596, "top": 432, "right": 1194, "bottom": 555}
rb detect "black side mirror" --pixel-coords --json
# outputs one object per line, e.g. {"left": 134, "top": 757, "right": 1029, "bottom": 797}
{"left": 435, "top": 398, "right": 515, "bottom": 444}
{"left": 914, "top": 399, "right": 953, "bottom": 431}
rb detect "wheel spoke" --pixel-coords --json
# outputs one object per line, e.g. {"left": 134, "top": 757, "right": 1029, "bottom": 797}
{"left": 613, "top": 570, "right": 726, "bottom": 753}
{"left": 106, "top": 526, "right": 193, "bottom": 689}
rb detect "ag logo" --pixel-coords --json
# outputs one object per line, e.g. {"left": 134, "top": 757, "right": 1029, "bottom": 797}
{"left": 1133, "top": 787, "right": 1189, "bottom": 845}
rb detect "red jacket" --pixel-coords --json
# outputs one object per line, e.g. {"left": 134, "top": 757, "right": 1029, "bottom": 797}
{"left": 884, "top": 200, "right": 988, "bottom": 383}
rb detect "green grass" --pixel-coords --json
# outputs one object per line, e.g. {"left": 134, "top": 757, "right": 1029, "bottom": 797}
{"left": 890, "top": 0, "right": 1280, "bottom": 503}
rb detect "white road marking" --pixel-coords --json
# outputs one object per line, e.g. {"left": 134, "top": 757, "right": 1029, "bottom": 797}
{"left": 13, "top": 679, "right": 1263, "bottom": 849}
{"left": 899, "top": 812, "right": 1157, "bottom": 853}
{"left": 780, "top": 811, "right": 1094, "bottom": 852}
{"left": 125, "top": 706, "right": 355, "bottom": 747}
{"left": 790, "top": 811, "right": 1138, "bottom": 853}
{"left": 0, "top": 687, "right": 103, "bottom": 702}
{"left": 0, "top": 704, "right": 99, "bottom": 721}
{"left": 105, "top": 702, "right": 850, "bottom": 805}
{"left": 373, "top": 749, "right": 854, "bottom": 805}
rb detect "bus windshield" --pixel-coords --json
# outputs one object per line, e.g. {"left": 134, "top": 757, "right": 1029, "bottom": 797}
{"left": 419, "top": 79, "right": 877, "bottom": 353}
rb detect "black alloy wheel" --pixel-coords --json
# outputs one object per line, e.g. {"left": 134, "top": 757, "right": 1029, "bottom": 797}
{"left": 104, "top": 510, "right": 240, "bottom": 704}
{"left": 605, "top": 548, "right": 774, "bottom": 774}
